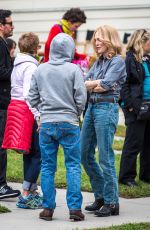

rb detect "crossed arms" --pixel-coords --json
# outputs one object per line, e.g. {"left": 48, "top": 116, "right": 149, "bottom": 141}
{"left": 85, "top": 79, "right": 107, "bottom": 93}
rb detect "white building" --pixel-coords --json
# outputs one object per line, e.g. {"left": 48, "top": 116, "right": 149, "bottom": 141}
{"left": 0, "top": 0, "right": 150, "bottom": 54}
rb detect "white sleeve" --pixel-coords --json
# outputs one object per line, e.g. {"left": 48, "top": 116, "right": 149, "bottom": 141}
{"left": 23, "top": 64, "right": 40, "bottom": 118}
{"left": 23, "top": 64, "right": 37, "bottom": 99}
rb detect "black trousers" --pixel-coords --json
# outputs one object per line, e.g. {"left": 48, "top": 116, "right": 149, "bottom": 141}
{"left": 119, "top": 119, "right": 150, "bottom": 183}
{"left": 0, "top": 110, "right": 7, "bottom": 187}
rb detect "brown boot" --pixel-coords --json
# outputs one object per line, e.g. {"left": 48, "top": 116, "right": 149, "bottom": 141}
{"left": 69, "top": 210, "right": 85, "bottom": 221}
{"left": 39, "top": 208, "right": 54, "bottom": 221}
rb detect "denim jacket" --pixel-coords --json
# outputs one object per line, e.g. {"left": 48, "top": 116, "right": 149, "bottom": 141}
{"left": 86, "top": 55, "right": 126, "bottom": 101}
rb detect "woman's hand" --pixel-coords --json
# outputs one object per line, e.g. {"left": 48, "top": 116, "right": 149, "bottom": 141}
{"left": 85, "top": 79, "right": 107, "bottom": 93}
{"left": 85, "top": 79, "right": 100, "bottom": 91}
{"left": 36, "top": 117, "right": 40, "bottom": 132}
{"left": 37, "top": 122, "right": 41, "bottom": 133}
{"left": 129, "top": 108, "right": 133, "bottom": 112}
{"left": 93, "top": 85, "right": 107, "bottom": 93}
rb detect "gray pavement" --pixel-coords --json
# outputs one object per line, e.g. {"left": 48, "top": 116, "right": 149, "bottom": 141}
{"left": 118, "top": 109, "right": 125, "bottom": 126}
{"left": 0, "top": 183, "right": 150, "bottom": 230}
{"left": 0, "top": 111, "right": 134, "bottom": 230}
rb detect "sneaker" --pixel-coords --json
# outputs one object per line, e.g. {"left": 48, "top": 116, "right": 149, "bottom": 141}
{"left": 16, "top": 194, "right": 33, "bottom": 209}
{"left": 16, "top": 194, "right": 42, "bottom": 209}
{"left": 33, "top": 193, "right": 43, "bottom": 206}
{"left": 33, "top": 193, "right": 43, "bottom": 208}
{"left": 0, "top": 185, "right": 21, "bottom": 200}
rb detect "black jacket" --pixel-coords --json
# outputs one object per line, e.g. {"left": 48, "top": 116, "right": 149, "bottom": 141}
{"left": 120, "top": 51, "right": 145, "bottom": 124}
{"left": 0, "top": 37, "right": 13, "bottom": 110}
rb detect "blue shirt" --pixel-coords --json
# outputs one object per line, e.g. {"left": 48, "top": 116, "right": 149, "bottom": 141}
{"left": 86, "top": 55, "right": 126, "bottom": 100}
{"left": 143, "top": 61, "right": 150, "bottom": 99}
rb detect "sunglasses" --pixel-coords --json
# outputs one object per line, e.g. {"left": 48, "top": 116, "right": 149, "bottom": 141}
{"left": 3, "top": 21, "right": 13, "bottom": 26}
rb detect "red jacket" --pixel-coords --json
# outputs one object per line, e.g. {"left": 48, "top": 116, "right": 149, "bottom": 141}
{"left": 2, "top": 100, "right": 34, "bottom": 154}
{"left": 44, "top": 24, "right": 86, "bottom": 62}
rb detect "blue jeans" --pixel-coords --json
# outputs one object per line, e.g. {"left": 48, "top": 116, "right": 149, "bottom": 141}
{"left": 39, "top": 122, "right": 82, "bottom": 210}
{"left": 23, "top": 121, "right": 41, "bottom": 191}
{"left": 81, "top": 102, "right": 119, "bottom": 204}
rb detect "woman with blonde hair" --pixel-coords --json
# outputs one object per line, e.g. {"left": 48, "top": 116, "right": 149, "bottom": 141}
{"left": 81, "top": 25, "right": 126, "bottom": 217}
{"left": 119, "top": 29, "right": 150, "bottom": 186}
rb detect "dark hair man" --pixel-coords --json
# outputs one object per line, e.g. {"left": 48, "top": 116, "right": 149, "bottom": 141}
{"left": 0, "top": 9, "right": 20, "bottom": 199}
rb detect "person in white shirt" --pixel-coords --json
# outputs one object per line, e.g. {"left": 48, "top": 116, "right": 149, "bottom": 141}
{"left": 2, "top": 32, "right": 42, "bottom": 209}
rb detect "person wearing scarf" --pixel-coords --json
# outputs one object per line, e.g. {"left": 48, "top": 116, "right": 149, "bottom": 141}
{"left": 44, "top": 8, "right": 87, "bottom": 62}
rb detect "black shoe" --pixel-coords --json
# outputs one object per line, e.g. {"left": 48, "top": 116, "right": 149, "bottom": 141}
{"left": 85, "top": 198, "right": 104, "bottom": 211}
{"left": 69, "top": 210, "right": 85, "bottom": 221}
{"left": 0, "top": 185, "right": 21, "bottom": 199}
{"left": 120, "top": 181, "right": 137, "bottom": 187}
{"left": 95, "top": 204, "right": 119, "bottom": 217}
{"left": 140, "top": 177, "right": 150, "bottom": 183}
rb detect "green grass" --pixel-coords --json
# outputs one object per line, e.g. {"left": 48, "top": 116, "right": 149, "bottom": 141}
{"left": 113, "top": 139, "right": 124, "bottom": 151}
{"left": 115, "top": 155, "right": 150, "bottom": 198}
{"left": 83, "top": 222, "right": 150, "bottom": 230}
{"left": 7, "top": 150, "right": 23, "bottom": 183}
{"left": 0, "top": 204, "right": 11, "bottom": 214}
{"left": 115, "top": 125, "right": 126, "bottom": 137}
{"left": 80, "top": 123, "right": 126, "bottom": 138}
{"left": 7, "top": 148, "right": 150, "bottom": 198}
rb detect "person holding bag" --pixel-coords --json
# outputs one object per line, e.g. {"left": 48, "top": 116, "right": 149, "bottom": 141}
{"left": 119, "top": 30, "right": 150, "bottom": 187}
{"left": 137, "top": 54, "right": 150, "bottom": 120}
{"left": 2, "top": 32, "right": 42, "bottom": 208}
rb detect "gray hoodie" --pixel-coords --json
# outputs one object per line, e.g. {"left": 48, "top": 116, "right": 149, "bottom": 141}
{"left": 28, "top": 33, "right": 87, "bottom": 124}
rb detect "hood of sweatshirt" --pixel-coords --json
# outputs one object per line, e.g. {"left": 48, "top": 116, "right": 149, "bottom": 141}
{"left": 14, "top": 53, "right": 39, "bottom": 67}
{"left": 49, "top": 33, "right": 75, "bottom": 65}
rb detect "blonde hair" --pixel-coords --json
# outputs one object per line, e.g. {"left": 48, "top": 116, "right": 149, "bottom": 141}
{"left": 127, "top": 29, "right": 150, "bottom": 62}
{"left": 18, "top": 32, "right": 39, "bottom": 55}
{"left": 92, "top": 25, "right": 123, "bottom": 58}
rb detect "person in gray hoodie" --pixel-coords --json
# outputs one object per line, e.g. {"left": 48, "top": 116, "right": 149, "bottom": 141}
{"left": 28, "top": 33, "right": 87, "bottom": 221}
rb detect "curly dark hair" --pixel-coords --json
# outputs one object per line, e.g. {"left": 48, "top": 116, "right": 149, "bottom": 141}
{"left": 62, "top": 8, "right": 86, "bottom": 23}
{"left": 0, "top": 9, "right": 12, "bottom": 24}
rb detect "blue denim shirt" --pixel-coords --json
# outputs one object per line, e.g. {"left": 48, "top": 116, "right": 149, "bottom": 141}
{"left": 86, "top": 55, "right": 126, "bottom": 100}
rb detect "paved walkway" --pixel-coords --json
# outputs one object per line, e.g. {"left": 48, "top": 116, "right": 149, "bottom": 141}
{"left": 0, "top": 183, "right": 150, "bottom": 230}
{"left": 118, "top": 109, "right": 125, "bottom": 126}
{"left": 0, "top": 111, "right": 129, "bottom": 230}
